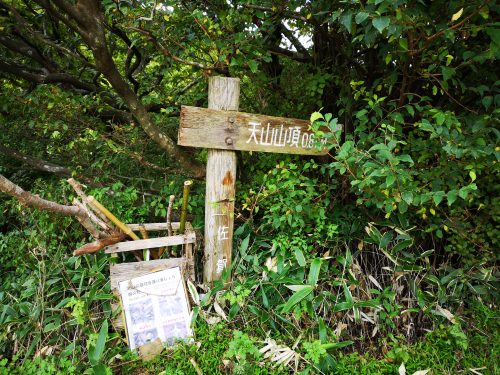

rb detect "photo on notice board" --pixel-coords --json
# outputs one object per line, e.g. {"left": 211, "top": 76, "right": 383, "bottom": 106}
{"left": 118, "top": 267, "right": 192, "bottom": 350}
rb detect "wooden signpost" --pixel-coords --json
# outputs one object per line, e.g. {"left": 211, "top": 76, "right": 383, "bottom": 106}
{"left": 178, "top": 76, "right": 332, "bottom": 284}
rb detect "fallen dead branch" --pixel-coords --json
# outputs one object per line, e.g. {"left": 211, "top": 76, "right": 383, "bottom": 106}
{"left": 73, "top": 232, "right": 128, "bottom": 256}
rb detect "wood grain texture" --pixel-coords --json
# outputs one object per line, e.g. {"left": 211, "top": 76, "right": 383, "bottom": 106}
{"left": 126, "top": 222, "right": 193, "bottom": 231}
{"left": 179, "top": 106, "right": 331, "bottom": 155}
{"left": 109, "top": 258, "right": 189, "bottom": 290}
{"left": 104, "top": 232, "right": 195, "bottom": 253}
{"left": 203, "top": 77, "right": 239, "bottom": 284}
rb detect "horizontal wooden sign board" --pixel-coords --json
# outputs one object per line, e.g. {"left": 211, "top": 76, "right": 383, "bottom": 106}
{"left": 179, "top": 106, "right": 335, "bottom": 155}
{"left": 105, "top": 233, "right": 196, "bottom": 254}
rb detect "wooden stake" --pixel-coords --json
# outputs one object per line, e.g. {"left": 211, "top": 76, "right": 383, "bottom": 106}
{"left": 166, "top": 194, "right": 175, "bottom": 237}
{"left": 203, "top": 76, "right": 239, "bottom": 283}
{"left": 139, "top": 225, "right": 150, "bottom": 261}
{"left": 159, "top": 194, "right": 175, "bottom": 258}
{"left": 179, "top": 180, "right": 192, "bottom": 235}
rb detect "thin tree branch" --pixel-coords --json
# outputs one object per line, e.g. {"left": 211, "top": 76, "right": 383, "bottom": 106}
{"left": 0, "top": 143, "right": 71, "bottom": 176}
{"left": 0, "top": 59, "right": 98, "bottom": 92}
{"left": 0, "top": 143, "right": 100, "bottom": 187}
{"left": 108, "top": 23, "right": 142, "bottom": 92}
{"left": 0, "top": 173, "right": 83, "bottom": 217}
{"left": 267, "top": 45, "right": 311, "bottom": 63}
{"left": 0, "top": 35, "right": 58, "bottom": 72}
{"left": 242, "top": 4, "right": 313, "bottom": 24}
{"left": 280, "top": 24, "right": 310, "bottom": 57}
{"left": 408, "top": 10, "right": 480, "bottom": 57}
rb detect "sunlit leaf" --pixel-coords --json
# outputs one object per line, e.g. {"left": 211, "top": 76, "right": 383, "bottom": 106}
{"left": 451, "top": 8, "right": 463, "bottom": 22}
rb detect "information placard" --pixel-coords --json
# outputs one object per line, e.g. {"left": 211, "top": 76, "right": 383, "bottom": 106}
{"left": 119, "top": 267, "right": 192, "bottom": 349}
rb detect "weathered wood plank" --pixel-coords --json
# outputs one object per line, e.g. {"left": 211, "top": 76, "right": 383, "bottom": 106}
{"left": 203, "top": 77, "right": 239, "bottom": 284}
{"left": 179, "top": 106, "right": 334, "bottom": 155}
{"left": 105, "top": 233, "right": 195, "bottom": 254}
{"left": 109, "top": 258, "right": 188, "bottom": 290}
{"left": 126, "top": 222, "right": 193, "bottom": 232}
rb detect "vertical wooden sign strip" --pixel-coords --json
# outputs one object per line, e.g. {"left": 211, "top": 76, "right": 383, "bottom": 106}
{"left": 204, "top": 76, "right": 240, "bottom": 284}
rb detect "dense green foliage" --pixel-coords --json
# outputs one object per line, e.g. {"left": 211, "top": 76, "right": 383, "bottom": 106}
{"left": 0, "top": 0, "right": 498, "bottom": 373}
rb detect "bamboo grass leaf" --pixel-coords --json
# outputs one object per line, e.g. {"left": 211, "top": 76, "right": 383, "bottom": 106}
{"left": 281, "top": 285, "right": 314, "bottom": 313}
{"left": 307, "top": 258, "right": 322, "bottom": 286}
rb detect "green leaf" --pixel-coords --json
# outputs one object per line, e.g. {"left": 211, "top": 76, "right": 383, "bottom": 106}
{"left": 433, "top": 191, "right": 445, "bottom": 206}
{"left": 318, "top": 318, "right": 327, "bottom": 343}
{"left": 89, "top": 320, "right": 108, "bottom": 367}
{"left": 310, "top": 112, "right": 324, "bottom": 123}
{"left": 380, "top": 231, "right": 393, "bottom": 249}
{"left": 229, "top": 303, "right": 240, "bottom": 320}
{"left": 419, "top": 120, "right": 434, "bottom": 132}
{"left": 402, "top": 191, "right": 413, "bottom": 205}
{"left": 385, "top": 174, "right": 396, "bottom": 187}
{"left": 92, "top": 364, "right": 109, "bottom": 375}
{"left": 485, "top": 28, "right": 500, "bottom": 46}
{"left": 435, "top": 112, "right": 446, "bottom": 126}
{"left": 482, "top": 96, "right": 493, "bottom": 109}
{"left": 356, "top": 299, "right": 382, "bottom": 308}
{"left": 372, "top": 17, "right": 390, "bottom": 33}
{"left": 248, "top": 60, "right": 258, "bottom": 73}
{"left": 261, "top": 287, "right": 269, "bottom": 308}
{"left": 458, "top": 187, "right": 469, "bottom": 200}
{"left": 321, "top": 341, "right": 354, "bottom": 350}
{"left": 355, "top": 12, "right": 369, "bottom": 24}
{"left": 397, "top": 154, "right": 414, "bottom": 164}
{"left": 441, "top": 67, "right": 455, "bottom": 82}
{"left": 369, "top": 143, "right": 389, "bottom": 151}
{"left": 458, "top": 184, "right": 476, "bottom": 200}
{"left": 187, "top": 279, "right": 200, "bottom": 306}
{"left": 240, "top": 234, "right": 250, "bottom": 257}
{"left": 333, "top": 301, "right": 353, "bottom": 312}
{"left": 343, "top": 282, "right": 353, "bottom": 305}
{"left": 377, "top": 149, "right": 393, "bottom": 161}
{"left": 447, "top": 190, "right": 458, "bottom": 206}
{"left": 469, "top": 170, "right": 477, "bottom": 182}
{"left": 307, "top": 258, "right": 322, "bottom": 286}
{"left": 398, "top": 200, "right": 408, "bottom": 213}
{"left": 340, "top": 12, "right": 353, "bottom": 33}
{"left": 392, "top": 239, "right": 412, "bottom": 253}
{"left": 282, "top": 285, "right": 314, "bottom": 313}
{"left": 294, "top": 248, "right": 306, "bottom": 267}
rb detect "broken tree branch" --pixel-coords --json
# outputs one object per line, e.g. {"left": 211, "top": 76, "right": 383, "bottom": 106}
{"left": 0, "top": 173, "right": 83, "bottom": 217}
{"left": 73, "top": 232, "right": 127, "bottom": 256}
{"left": 67, "top": 178, "right": 113, "bottom": 230}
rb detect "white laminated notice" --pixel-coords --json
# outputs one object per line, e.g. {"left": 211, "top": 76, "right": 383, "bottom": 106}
{"left": 118, "top": 267, "right": 192, "bottom": 350}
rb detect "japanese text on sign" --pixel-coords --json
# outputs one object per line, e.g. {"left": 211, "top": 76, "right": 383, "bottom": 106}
{"left": 246, "top": 122, "right": 328, "bottom": 149}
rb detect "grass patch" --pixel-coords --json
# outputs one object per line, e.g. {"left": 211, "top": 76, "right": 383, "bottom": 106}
{"left": 0, "top": 302, "right": 497, "bottom": 374}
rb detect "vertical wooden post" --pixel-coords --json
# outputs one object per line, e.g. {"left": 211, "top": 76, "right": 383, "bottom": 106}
{"left": 204, "top": 76, "right": 240, "bottom": 284}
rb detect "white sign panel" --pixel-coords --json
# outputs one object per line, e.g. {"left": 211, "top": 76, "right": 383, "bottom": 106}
{"left": 119, "top": 267, "right": 192, "bottom": 350}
